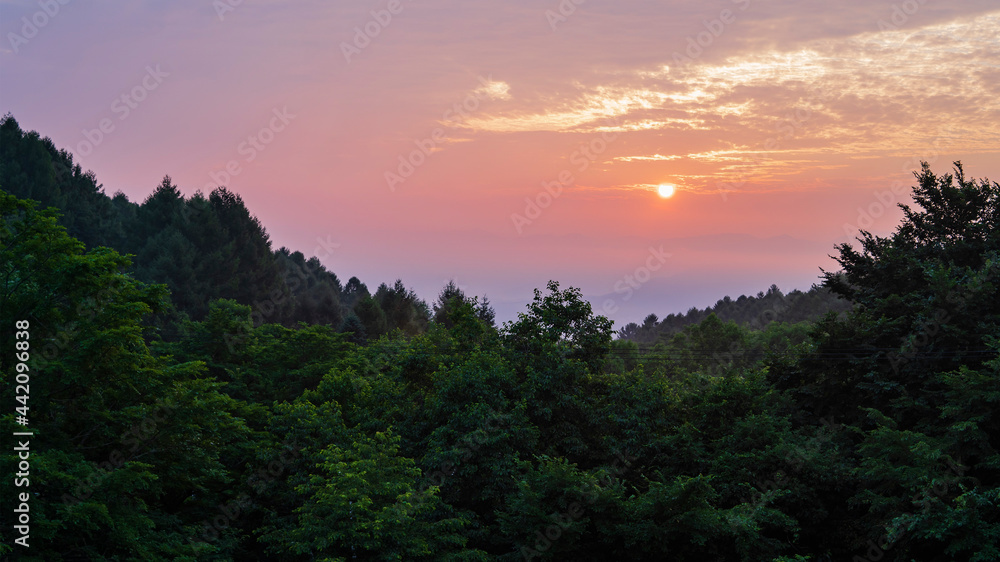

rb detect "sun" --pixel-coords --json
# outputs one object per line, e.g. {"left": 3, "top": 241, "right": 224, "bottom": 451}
{"left": 657, "top": 183, "right": 676, "bottom": 198}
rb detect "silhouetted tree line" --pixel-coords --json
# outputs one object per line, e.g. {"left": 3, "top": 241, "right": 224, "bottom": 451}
{"left": 0, "top": 115, "right": 474, "bottom": 343}
{"left": 618, "top": 283, "right": 852, "bottom": 344}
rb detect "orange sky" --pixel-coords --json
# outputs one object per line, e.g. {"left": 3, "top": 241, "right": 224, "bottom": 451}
{"left": 2, "top": 1, "right": 998, "bottom": 324}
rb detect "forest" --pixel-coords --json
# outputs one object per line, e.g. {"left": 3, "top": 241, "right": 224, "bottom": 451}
{"left": 1, "top": 114, "right": 999, "bottom": 561}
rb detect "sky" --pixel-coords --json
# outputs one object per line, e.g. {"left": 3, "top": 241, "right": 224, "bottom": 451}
{"left": 2, "top": 0, "right": 999, "bottom": 326}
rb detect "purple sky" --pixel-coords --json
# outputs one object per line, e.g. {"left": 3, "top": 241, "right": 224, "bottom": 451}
{"left": 2, "top": 0, "right": 998, "bottom": 324}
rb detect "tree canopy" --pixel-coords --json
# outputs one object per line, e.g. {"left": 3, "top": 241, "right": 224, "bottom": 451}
{"left": 2, "top": 117, "right": 998, "bottom": 561}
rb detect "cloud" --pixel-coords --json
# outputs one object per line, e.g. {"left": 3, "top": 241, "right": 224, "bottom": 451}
{"left": 472, "top": 79, "right": 512, "bottom": 101}
{"left": 443, "top": 9, "right": 999, "bottom": 194}
{"left": 614, "top": 154, "right": 683, "bottom": 162}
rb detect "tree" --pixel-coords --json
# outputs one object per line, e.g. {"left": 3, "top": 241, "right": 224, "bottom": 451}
{"left": 503, "top": 281, "right": 613, "bottom": 374}
{"left": 1, "top": 191, "right": 251, "bottom": 560}
{"left": 824, "top": 161, "right": 998, "bottom": 311}
{"left": 767, "top": 162, "right": 1000, "bottom": 559}
{"left": 355, "top": 295, "right": 388, "bottom": 341}
{"left": 208, "top": 187, "right": 281, "bottom": 308}
{"left": 340, "top": 313, "right": 367, "bottom": 344}
{"left": 263, "top": 428, "right": 482, "bottom": 561}
{"left": 376, "top": 280, "right": 430, "bottom": 336}
{"left": 433, "top": 281, "right": 468, "bottom": 328}
{"left": 432, "top": 281, "right": 496, "bottom": 331}
{"left": 804, "top": 161, "right": 1000, "bottom": 426}
{"left": 0, "top": 114, "right": 123, "bottom": 249}
{"left": 273, "top": 248, "right": 345, "bottom": 328}
{"left": 343, "top": 276, "right": 371, "bottom": 309}
{"left": 474, "top": 295, "right": 496, "bottom": 328}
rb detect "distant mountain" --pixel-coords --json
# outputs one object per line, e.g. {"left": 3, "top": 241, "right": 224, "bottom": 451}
{"left": 617, "top": 283, "right": 851, "bottom": 342}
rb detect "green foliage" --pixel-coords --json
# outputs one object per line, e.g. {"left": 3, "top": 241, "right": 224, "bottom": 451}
{"left": 1, "top": 191, "right": 251, "bottom": 560}
{"left": 375, "top": 279, "right": 431, "bottom": 336}
{"left": 619, "top": 283, "right": 851, "bottom": 343}
{"left": 0, "top": 114, "right": 124, "bottom": 249}
{"left": 3, "top": 121, "right": 998, "bottom": 562}
{"left": 353, "top": 295, "right": 388, "bottom": 342}
{"left": 265, "top": 428, "right": 482, "bottom": 561}
{"left": 433, "top": 280, "right": 496, "bottom": 330}
{"left": 273, "top": 248, "right": 344, "bottom": 328}
{"left": 504, "top": 280, "right": 614, "bottom": 374}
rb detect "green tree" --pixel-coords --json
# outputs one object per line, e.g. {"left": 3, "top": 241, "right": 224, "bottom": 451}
{"left": 503, "top": 281, "right": 613, "bottom": 375}
{"left": 376, "top": 280, "right": 430, "bottom": 336}
{"left": 265, "top": 427, "right": 483, "bottom": 561}
{"left": 0, "top": 114, "right": 124, "bottom": 249}
{"left": 768, "top": 162, "right": 1000, "bottom": 559}
{"left": 354, "top": 296, "right": 388, "bottom": 342}
{"left": 1, "top": 191, "right": 251, "bottom": 560}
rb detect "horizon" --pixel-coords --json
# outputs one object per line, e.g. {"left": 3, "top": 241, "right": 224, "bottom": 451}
{"left": 3, "top": 1, "right": 998, "bottom": 326}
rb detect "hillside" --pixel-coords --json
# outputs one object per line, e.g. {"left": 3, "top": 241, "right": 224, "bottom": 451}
{"left": 618, "top": 283, "right": 852, "bottom": 343}
{"left": 2, "top": 117, "right": 999, "bottom": 561}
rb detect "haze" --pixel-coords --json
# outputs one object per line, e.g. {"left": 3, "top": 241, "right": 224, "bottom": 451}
{"left": 2, "top": 0, "right": 998, "bottom": 323}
